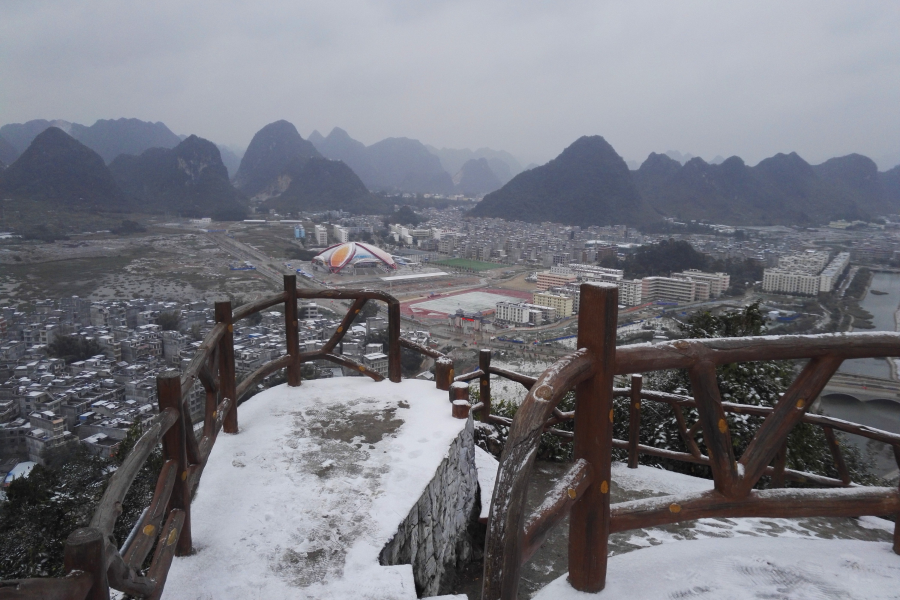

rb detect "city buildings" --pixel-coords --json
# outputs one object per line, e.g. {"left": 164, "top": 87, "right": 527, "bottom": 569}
{"left": 532, "top": 292, "right": 574, "bottom": 318}
{"left": 762, "top": 251, "right": 848, "bottom": 295}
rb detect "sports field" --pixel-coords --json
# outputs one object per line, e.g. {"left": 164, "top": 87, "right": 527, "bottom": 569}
{"left": 411, "top": 291, "right": 524, "bottom": 315}
{"left": 431, "top": 258, "right": 500, "bottom": 271}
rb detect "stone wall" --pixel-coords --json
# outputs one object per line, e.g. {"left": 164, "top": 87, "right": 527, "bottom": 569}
{"left": 379, "top": 415, "right": 480, "bottom": 597}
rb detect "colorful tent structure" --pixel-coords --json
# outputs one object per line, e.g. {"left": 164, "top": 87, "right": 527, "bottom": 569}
{"left": 312, "top": 242, "right": 397, "bottom": 273}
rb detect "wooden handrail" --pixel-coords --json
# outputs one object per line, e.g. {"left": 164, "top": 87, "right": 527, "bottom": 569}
{"left": 399, "top": 337, "right": 445, "bottom": 359}
{"left": 235, "top": 355, "right": 292, "bottom": 402}
{"left": 231, "top": 292, "right": 286, "bottom": 322}
{"left": 483, "top": 282, "right": 900, "bottom": 598}
{"left": 89, "top": 408, "right": 179, "bottom": 537}
{"left": 615, "top": 331, "right": 900, "bottom": 374}
{"left": 482, "top": 349, "right": 595, "bottom": 600}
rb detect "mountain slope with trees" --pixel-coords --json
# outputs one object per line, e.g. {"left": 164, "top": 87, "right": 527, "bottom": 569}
{"left": 635, "top": 151, "right": 900, "bottom": 225}
{"left": 0, "top": 127, "right": 125, "bottom": 209}
{"left": 232, "top": 120, "right": 321, "bottom": 199}
{"left": 109, "top": 135, "right": 247, "bottom": 219}
{"left": 264, "top": 157, "right": 390, "bottom": 214}
{"left": 0, "top": 135, "right": 19, "bottom": 167}
{"left": 470, "top": 135, "right": 658, "bottom": 226}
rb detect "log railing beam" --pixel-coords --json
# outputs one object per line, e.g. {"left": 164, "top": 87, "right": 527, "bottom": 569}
{"left": 735, "top": 355, "right": 843, "bottom": 496}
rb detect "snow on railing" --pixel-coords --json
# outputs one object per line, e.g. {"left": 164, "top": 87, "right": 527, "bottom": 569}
{"left": 479, "top": 282, "right": 900, "bottom": 600}
{"left": 0, "top": 275, "right": 417, "bottom": 600}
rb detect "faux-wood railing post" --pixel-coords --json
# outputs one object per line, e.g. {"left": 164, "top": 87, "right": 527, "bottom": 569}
{"left": 479, "top": 348, "right": 492, "bottom": 422}
{"left": 568, "top": 282, "right": 617, "bottom": 592}
{"left": 157, "top": 370, "right": 192, "bottom": 556}
{"left": 63, "top": 527, "right": 109, "bottom": 600}
{"left": 435, "top": 356, "right": 454, "bottom": 391}
{"left": 388, "top": 299, "right": 402, "bottom": 383}
{"left": 893, "top": 444, "right": 900, "bottom": 554}
{"left": 215, "top": 300, "right": 238, "bottom": 434}
{"left": 284, "top": 274, "right": 302, "bottom": 387}
{"left": 627, "top": 374, "right": 642, "bottom": 469}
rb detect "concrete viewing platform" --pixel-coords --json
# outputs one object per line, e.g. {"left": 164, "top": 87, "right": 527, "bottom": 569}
{"left": 162, "top": 378, "right": 479, "bottom": 600}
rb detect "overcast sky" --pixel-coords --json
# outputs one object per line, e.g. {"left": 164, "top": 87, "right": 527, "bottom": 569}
{"left": 1, "top": 1, "right": 898, "bottom": 169}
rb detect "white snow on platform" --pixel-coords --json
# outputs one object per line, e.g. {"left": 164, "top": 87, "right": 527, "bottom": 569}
{"left": 474, "top": 446, "right": 498, "bottom": 521}
{"left": 162, "top": 378, "right": 466, "bottom": 600}
{"left": 533, "top": 537, "right": 900, "bottom": 599}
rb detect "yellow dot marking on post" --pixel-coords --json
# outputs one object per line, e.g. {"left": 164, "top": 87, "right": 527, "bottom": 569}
{"left": 669, "top": 503, "right": 682, "bottom": 513}
{"left": 481, "top": 379, "right": 488, "bottom": 386}
{"left": 796, "top": 399, "right": 805, "bottom": 409}
{"left": 600, "top": 481, "right": 609, "bottom": 494}
{"left": 567, "top": 488, "right": 577, "bottom": 500}
{"left": 143, "top": 524, "right": 155, "bottom": 536}
{"left": 182, "top": 471, "right": 187, "bottom": 481}
{"left": 718, "top": 419, "right": 727, "bottom": 433}
{"left": 213, "top": 410, "right": 218, "bottom": 419}
{"left": 166, "top": 528, "right": 178, "bottom": 546}
{"left": 354, "top": 309, "right": 360, "bottom": 314}
{"left": 609, "top": 409, "right": 614, "bottom": 423}
{"left": 358, "top": 366, "right": 365, "bottom": 372}
{"left": 337, "top": 326, "right": 342, "bottom": 333}
{"left": 634, "top": 402, "right": 640, "bottom": 409}
{"left": 228, "top": 324, "right": 233, "bottom": 332}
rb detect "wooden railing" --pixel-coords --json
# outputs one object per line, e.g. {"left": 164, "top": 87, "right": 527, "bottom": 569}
{"left": 0, "top": 275, "right": 410, "bottom": 600}
{"left": 7, "top": 278, "right": 900, "bottom": 599}
{"left": 480, "top": 282, "right": 900, "bottom": 600}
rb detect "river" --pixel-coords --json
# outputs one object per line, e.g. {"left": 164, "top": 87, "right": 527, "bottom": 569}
{"left": 820, "top": 270, "right": 900, "bottom": 478}
{"left": 838, "top": 270, "right": 900, "bottom": 379}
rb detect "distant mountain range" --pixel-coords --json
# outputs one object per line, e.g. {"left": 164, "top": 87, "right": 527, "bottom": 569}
{"left": 110, "top": 136, "right": 247, "bottom": 220}
{"left": 0, "top": 126, "right": 246, "bottom": 219}
{"left": 424, "top": 145, "right": 522, "bottom": 185}
{"left": 0, "top": 118, "right": 182, "bottom": 164}
{"left": 471, "top": 136, "right": 658, "bottom": 226}
{"left": 4, "top": 115, "right": 899, "bottom": 227}
{"left": 235, "top": 121, "right": 389, "bottom": 214}
{"left": 474, "top": 137, "right": 900, "bottom": 227}
{"left": 454, "top": 158, "right": 503, "bottom": 196}
{"left": 308, "top": 127, "right": 519, "bottom": 195}
{"left": 0, "top": 127, "right": 126, "bottom": 209}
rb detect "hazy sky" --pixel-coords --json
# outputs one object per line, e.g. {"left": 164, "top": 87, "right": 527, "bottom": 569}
{"left": 1, "top": 1, "right": 898, "bottom": 168}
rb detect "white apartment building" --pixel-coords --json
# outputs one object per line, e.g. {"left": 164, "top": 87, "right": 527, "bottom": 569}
{"left": 672, "top": 270, "right": 731, "bottom": 297}
{"left": 362, "top": 353, "right": 389, "bottom": 377}
{"left": 642, "top": 277, "right": 709, "bottom": 303}
{"left": 762, "top": 270, "right": 821, "bottom": 295}
{"left": 617, "top": 279, "right": 644, "bottom": 306}
{"left": 819, "top": 252, "right": 850, "bottom": 293}
{"left": 314, "top": 225, "right": 328, "bottom": 247}
{"left": 762, "top": 251, "right": 847, "bottom": 295}
{"left": 532, "top": 292, "right": 574, "bottom": 318}
{"left": 333, "top": 225, "right": 349, "bottom": 244}
{"left": 495, "top": 302, "right": 557, "bottom": 326}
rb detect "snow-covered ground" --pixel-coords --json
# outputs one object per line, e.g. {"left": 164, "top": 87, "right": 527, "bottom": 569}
{"left": 162, "top": 378, "right": 468, "bottom": 600}
{"left": 534, "top": 537, "right": 900, "bottom": 599}
{"left": 512, "top": 462, "right": 899, "bottom": 599}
